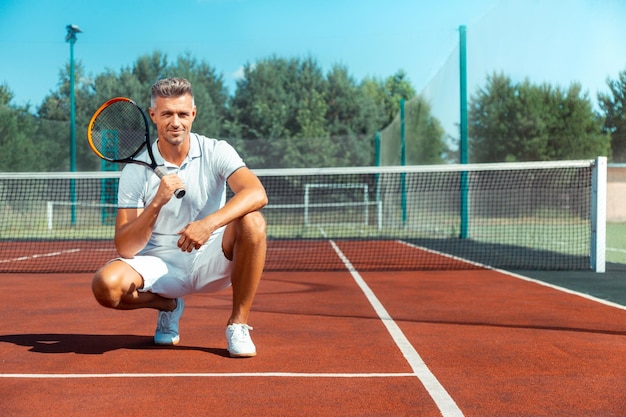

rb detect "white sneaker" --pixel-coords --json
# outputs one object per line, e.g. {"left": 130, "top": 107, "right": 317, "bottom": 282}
{"left": 226, "top": 323, "right": 256, "bottom": 357}
{"left": 154, "top": 298, "right": 184, "bottom": 345}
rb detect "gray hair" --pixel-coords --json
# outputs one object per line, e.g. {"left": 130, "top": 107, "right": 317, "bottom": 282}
{"left": 150, "top": 77, "right": 194, "bottom": 108}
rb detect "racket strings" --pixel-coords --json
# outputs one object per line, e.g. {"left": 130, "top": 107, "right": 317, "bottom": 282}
{"left": 90, "top": 101, "right": 148, "bottom": 160}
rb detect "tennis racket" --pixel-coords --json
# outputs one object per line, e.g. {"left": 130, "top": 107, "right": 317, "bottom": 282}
{"left": 87, "top": 97, "right": 185, "bottom": 198}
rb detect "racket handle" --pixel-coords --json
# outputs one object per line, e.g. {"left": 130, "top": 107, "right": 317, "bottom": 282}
{"left": 173, "top": 188, "right": 186, "bottom": 198}
{"left": 154, "top": 166, "right": 185, "bottom": 199}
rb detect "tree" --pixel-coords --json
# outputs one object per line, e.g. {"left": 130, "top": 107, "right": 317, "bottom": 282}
{"left": 378, "top": 94, "right": 447, "bottom": 165}
{"left": 469, "top": 73, "right": 609, "bottom": 162}
{"left": 230, "top": 56, "right": 398, "bottom": 167}
{"left": 545, "top": 83, "right": 609, "bottom": 160}
{"left": 230, "top": 56, "right": 338, "bottom": 167}
{"left": 0, "top": 83, "right": 12, "bottom": 106}
{"left": 34, "top": 61, "right": 97, "bottom": 171}
{"left": 12, "top": 50, "right": 427, "bottom": 170}
{"left": 598, "top": 70, "right": 626, "bottom": 162}
{"left": 325, "top": 65, "right": 386, "bottom": 166}
{"left": 361, "top": 70, "right": 416, "bottom": 127}
{"left": 0, "top": 84, "right": 46, "bottom": 171}
{"left": 404, "top": 96, "right": 447, "bottom": 164}
{"left": 372, "top": 71, "right": 448, "bottom": 165}
{"left": 230, "top": 56, "right": 294, "bottom": 142}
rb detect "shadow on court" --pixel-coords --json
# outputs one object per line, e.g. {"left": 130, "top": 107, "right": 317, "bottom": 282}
{"left": 516, "top": 262, "right": 626, "bottom": 306}
{"left": 411, "top": 237, "right": 590, "bottom": 270}
{"left": 0, "top": 333, "right": 229, "bottom": 357}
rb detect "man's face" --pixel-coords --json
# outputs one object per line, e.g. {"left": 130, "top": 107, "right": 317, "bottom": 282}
{"left": 149, "top": 94, "right": 196, "bottom": 146}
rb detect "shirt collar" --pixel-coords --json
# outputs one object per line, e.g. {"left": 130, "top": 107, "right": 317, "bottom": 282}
{"left": 152, "top": 133, "right": 202, "bottom": 168}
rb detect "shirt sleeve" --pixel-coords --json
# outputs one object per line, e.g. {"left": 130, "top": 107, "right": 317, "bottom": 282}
{"left": 213, "top": 140, "right": 246, "bottom": 181}
{"left": 117, "top": 163, "right": 150, "bottom": 209}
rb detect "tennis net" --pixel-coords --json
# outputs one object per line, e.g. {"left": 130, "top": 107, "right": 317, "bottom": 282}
{"left": 0, "top": 158, "right": 606, "bottom": 273}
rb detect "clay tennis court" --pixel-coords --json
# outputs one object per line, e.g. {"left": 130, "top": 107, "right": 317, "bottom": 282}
{"left": 1, "top": 240, "right": 625, "bottom": 416}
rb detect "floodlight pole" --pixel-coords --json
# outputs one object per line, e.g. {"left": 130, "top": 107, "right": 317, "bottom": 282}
{"left": 66, "top": 24, "right": 82, "bottom": 225}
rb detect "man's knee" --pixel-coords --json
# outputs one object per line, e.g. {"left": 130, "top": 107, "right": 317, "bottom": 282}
{"left": 223, "top": 212, "right": 267, "bottom": 260}
{"left": 92, "top": 268, "right": 122, "bottom": 309}
{"left": 240, "top": 211, "right": 266, "bottom": 242}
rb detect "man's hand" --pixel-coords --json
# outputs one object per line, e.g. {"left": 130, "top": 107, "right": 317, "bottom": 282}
{"left": 177, "top": 220, "right": 213, "bottom": 252}
{"left": 154, "top": 174, "right": 186, "bottom": 205}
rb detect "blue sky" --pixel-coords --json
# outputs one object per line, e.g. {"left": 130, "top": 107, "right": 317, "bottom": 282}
{"left": 1, "top": 0, "right": 625, "bottom": 119}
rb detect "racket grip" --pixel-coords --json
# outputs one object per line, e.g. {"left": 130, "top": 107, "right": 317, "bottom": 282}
{"left": 154, "top": 166, "right": 185, "bottom": 199}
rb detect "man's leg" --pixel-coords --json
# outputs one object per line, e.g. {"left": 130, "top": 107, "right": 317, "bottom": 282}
{"left": 92, "top": 260, "right": 176, "bottom": 312}
{"left": 222, "top": 211, "right": 266, "bottom": 357}
{"left": 222, "top": 211, "right": 267, "bottom": 325}
{"left": 92, "top": 260, "right": 183, "bottom": 345}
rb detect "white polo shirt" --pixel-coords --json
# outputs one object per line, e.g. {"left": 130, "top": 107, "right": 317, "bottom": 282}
{"left": 117, "top": 133, "right": 245, "bottom": 255}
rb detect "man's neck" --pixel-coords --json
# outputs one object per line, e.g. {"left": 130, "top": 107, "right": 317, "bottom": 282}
{"left": 157, "top": 138, "right": 190, "bottom": 167}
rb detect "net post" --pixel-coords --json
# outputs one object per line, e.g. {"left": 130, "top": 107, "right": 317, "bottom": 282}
{"left": 590, "top": 156, "right": 607, "bottom": 273}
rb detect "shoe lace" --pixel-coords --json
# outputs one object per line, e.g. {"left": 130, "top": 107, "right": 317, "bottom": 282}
{"left": 231, "top": 324, "right": 253, "bottom": 342}
{"left": 158, "top": 310, "right": 171, "bottom": 331}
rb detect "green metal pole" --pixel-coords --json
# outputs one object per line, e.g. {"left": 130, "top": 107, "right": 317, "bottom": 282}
{"left": 375, "top": 131, "right": 381, "bottom": 167}
{"left": 400, "top": 98, "right": 407, "bottom": 225}
{"left": 459, "top": 25, "right": 469, "bottom": 239}
{"left": 66, "top": 25, "right": 81, "bottom": 225}
{"left": 375, "top": 131, "right": 381, "bottom": 201}
{"left": 69, "top": 35, "right": 77, "bottom": 225}
{"left": 69, "top": 39, "right": 76, "bottom": 174}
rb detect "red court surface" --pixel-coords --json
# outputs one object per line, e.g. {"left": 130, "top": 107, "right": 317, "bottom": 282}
{"left": 1, "top": 242, "right": 626, "bottom": 416}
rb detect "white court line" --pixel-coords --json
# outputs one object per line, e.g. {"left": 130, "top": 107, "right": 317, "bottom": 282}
{"left": 607, "top": 247, "right": 626, "bottom": 254}
{"left": 0, "top": 372, "right": 415, "bottom": 379}
{"left": 0, "top": 249, "right": 80, "bottom": 264}
{"left": 329, "top": 240, "right": 465, "bottom": 417}
{"left": 401, "top": 241, "right": 626, "bottom": 311}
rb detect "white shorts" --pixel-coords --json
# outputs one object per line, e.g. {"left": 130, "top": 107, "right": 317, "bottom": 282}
{"left": 118, "top": 227, "right": 233, "bottom": 298}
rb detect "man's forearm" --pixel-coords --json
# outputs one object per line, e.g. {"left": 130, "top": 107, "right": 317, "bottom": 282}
{"left": 114, "top": 203, "right": 162, "bottom": 258}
